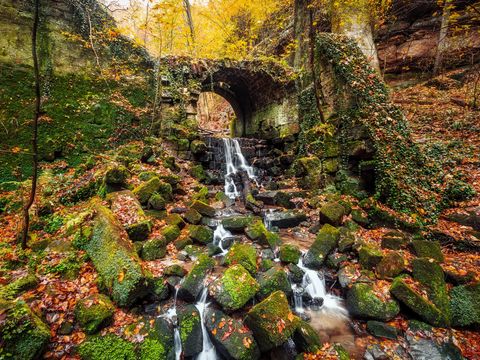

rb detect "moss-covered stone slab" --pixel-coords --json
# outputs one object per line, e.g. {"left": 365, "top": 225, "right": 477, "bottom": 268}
{"left": 177, "top": 304, "right": 202, "bottom": 357}
{"left": 412, "top": 240, "right": 444, "bottom": 262}
{"left": 278, "top": 244, "right": 301, "bottom": 264}
{"left": 205, "top": 308, "right": 260, "bottom": 360}
{"left": 187, "top": 224, "right": 214, "bottom": 244}
{"left": 346, "top": 283, "right": 400, "bottom": 321}
{"left": 147, "top": 193, "right": 166, "bottom": 210}
{"left": 304, "top": 224, "right": 340, "bottom": 269}
{"left": 161, "top": 224, "right": 181, "bottom": 243}
{"left": 222, "top": 215, "right": 258, "bottom": 232}
{"left": 450, "top": 282, "right": 480, "bottom": 327}
{"left": 133, "top": 177, "right": 161, "bottom": 204}
{"left": 75, "top": 294, "right": 115, "bottom": 334}
{"left": 184, "top": 208, "right": 202, "bottom": 224}
{"left": 319, "top": 201, "right": 346, "bottom": 226}
{"left": 164, "top": 264, "right": 187, "bottom": 277}
{"left": 141, "top": 237, "right": 167, "bottom": 261}
{"left": 0, "top": 300, "right": 50, "bottom": 360}
{"left": 225, "top": 243, "right": 258, "bottom": 275}
{"left": 244, "top": 291, "right": 300, "bottom": 352}
{"left": 77, "top": 334, "right": 136, "bottom": 360}
{"left": 292, "top": 320, "right": 322, "bottom": 353}
{"left": 165, "top": 213, "right": 185, "bottom": 229}
{"left": 178, "top": 254, "right": 215, "bottom": 301}
{"left": 264, "top": 210, "right": 307, "bottom": 229}
{"left": 366, "top": 321, "right": 398, "bottom": 340}
{"left": 104, "top": 165, "right": 129, "bottom": 186}
{"left": 375, "top": 252, "right": 405, "bottom": 279}
{"left": 380, "top": 231, "right": 409, "bottom": 250}
{"left": 0, "top": 273, "right": 38, "bottom": 300}
{"left": 245, "top": 220, "right": 282, "bottom": 250}
{"left": 358, "top": 245, "right": 383, "bottom": 270}
{"left": 209, "top": 264, "right": 259, "bottom": 312}
{"left": 257, "top": 267, "right": 292, "bottom": 300}
{"left": 87, "top": 205, "right": 150, "bottom": 306}
{"left": 191, "top": 200, "right": 216, "bottom": 217}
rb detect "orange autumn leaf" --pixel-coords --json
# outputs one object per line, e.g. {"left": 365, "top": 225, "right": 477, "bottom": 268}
{"left": 118, "top": 271, "right": 125, "bottom": 283}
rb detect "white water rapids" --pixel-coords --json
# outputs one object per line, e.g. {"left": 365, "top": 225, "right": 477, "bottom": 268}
{"left": 195, "top": 288, "right": 217, "bottom": 360}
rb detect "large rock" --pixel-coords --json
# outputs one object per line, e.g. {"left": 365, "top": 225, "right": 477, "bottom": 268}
{"left": 209, "top": 264, "right": 259, "bottom": 312}
{"left": 75, "top": 294, "right": 115, "bottom": 334}
{"left": 178, "top": 254, "right": 215, "bottom": 301}
{"left": 141, "top": 237, "right": 167, "bottom": 261}
{"left": 278, "top": 244, "right": 301, "bottom": 264}
{"left": 304, "top": 224, "right": 340, "bottom": 269}
{"left": 412, "top": 240, "right": 444, "bottom": 262}
{"left": 225, "top": 243, "right": 258, "bottom": 275}
{"left": 346, "top": 283, "right": 400, "bottom": 321}
{"left": 358, "top": 245, "right": 384, "bottom": 270}
{"left": 450, "top": 282, "right": 480, "bottom": 327}
{"left": 133, "top": 177, "right": 161, "bottom": 204}
{"left": 191, "top": 200, "right": 216, "bottom": 217}
{"left": 244, "top": 291, "right": 300, "bottom": 352}
{"left": 257, "top": 267, "right": 292, "bottom": 300}
{"left": 376, "top": 252, "right": 405, "bottom": 279}
{"left": 245, "top": 220, "right": 282, "bottom": 250}
{"left": 187, "top": 224, "right": 213, "bottom": 244}
{"left": 0, "top": 300, "right": 50, "bottom": 360}
{"left": 205, "top": 309, "right": 260, "bottom": 360}
{"left": 292, "top": 320, "right": 323, "bottom": 353}
{"left": 446, "top": 206, "right": 480, "bottom": 230}
{"left": 87, "top": 205, "right": 150, "bottom": 306}
{"left": 177, "top": 304, "right": 203, "bottom": 357}
{"left": 319, "top": 202, "right": 346, "bottom": 226}
{"left": 381, "top": 231, "right": 409, "bottom": 250}
{"left": 264, "top": 210, "right": 307, "bottom": 229}
{"left": 222, "top": 215, "right": 259, "bottom": 232}
{"left": 104, "top": 165, "right": 129, "bottom": 186}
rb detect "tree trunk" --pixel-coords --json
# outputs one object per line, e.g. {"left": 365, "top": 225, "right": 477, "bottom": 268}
{"left": 433, "top": 0, "right": 452, "bottom": 76}
{"left": 21, "top": 0, "right": 41, "bottom": 249}
{"left": 183, "top": 0, "right": 195, "bottom": 46}
{"left": 293, "top": 0, "right": 310, "bottom": 73}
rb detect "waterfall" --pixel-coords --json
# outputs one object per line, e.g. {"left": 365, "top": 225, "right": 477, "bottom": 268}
{"left": 195, "top": 288, "right": 217, "bottom": 360}
{"left": 162, "top": 288, "right": 182, "bottom": 360}
{"left": 294, "top": 257, "right": 349, "bottom": 318}
{"left": 213, "top": 221, "right": 233, "bottom": 255}
{"left": 222, "top": 138, "right": 257, "bottom": 199}
{"left": 263, "top": 208, "right": 275, "bottom": 231}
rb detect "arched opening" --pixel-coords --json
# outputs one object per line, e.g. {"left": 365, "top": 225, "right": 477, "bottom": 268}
{"left": 196, "top": 92, "right": 235, "bottom": 136}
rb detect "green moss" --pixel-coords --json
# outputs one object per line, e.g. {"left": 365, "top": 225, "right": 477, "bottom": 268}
{"left": 147, "top": 193, "right": 166, "bottom": 210}
{"left": 257, "top": 268, "right": 291, "bottom": 300}
{"left": 346, "top": 283, "right": 399, "bottom": 321}
{"left": 443, "top": 179, "right": 476, "bottom": 204}
{"left": 375, "top": 253, "right": 405, "bottom": 279}
{"left": 450, "top": 283, "right": 480, "bottom": 327}
{"left": 133, "top": 177, "right": 161, "bottom": 204}
{"left": 126, "top": 220, "right": 151, "bottom": 242}
{"left": 190, "top": 200, "right": 215, "bottom": 217}
{"left": 293, "top": 320, "right": 322, "bottom": 353}
{"left": 77, "top": 335, "right": 136, "bottom": 360}
{"left": 187, "top": 224, "right": 213, "bottom": 244}
{"left": 177, "top": 304, "right": 202, "bottom": 357}
{"left": 319, "top": 201, "right": 346, "bottom": 226}
{"left": 244, "top": 291, "right": 300, "bottom": 352}
{"left": 139, "top": 338, "right": 167, "bottom": 360}
{"left": 412, "top": 240, "right": 444, "bottom": 262}
{"left": 104, "top": 165, "right": 129, "bottom": 185}
{"left": 278, "top": 244, "right": 301, "bottom": 264}
{"left": 141, "top": 237, "right": 166, "bottom": 261}
{"left": 210, "top": 264, "right": 259, "bottom": 311}
{"left": 161, "top": 225, "right": 181, "bottom": 243}
{"left": 0, "top": 274, "right": 38, "bottom": 300}
{"left": 358, "top": 245, "right": 384, "bottom": 270}
{"left": 190, "top": 164, "right": 206, "bottom": 182}
{"left": 222, "top": 215, "right": 258, "bottom": 232}
{"left": 184, "top": 208, "right": 202, "bottom": 224}
{"left": 304, "top": 224, "right": 339, "bottom": 269}
{"left": 165, "top": 214, "right": 185, "bottom": 228}
{"left": 225, "top": 243, "right": 257, "bottom": 275}
{"left": 179, "top": 254, "right": 215, "bottom": 301}
{"left": 74, "top": 294, "right": 115, "bottom": 334}
{"left": 245, "top": 219, "right": 282, "bottom": 250}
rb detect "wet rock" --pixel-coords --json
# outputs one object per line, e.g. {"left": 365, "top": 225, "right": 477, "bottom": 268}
{"left": 326, "top": 252, "right": 348, "bottom": 270}
{"left": 450, "top": 282, "right": 480, "bottom": 327}
{"left": 191, "top": 200, "right": 216, "bottom": 217}
{"left": 406, "top": 335, "right": 464, "bottom": 360}
{"left": 278, "top": 244, "right": 301, "bottom": 264}
{"left": 187, "top": 224, "right": 214, "bottom": 244}
{"left": 87, "top": 205, "right": 150, "bottom": 306}
{"left": 346, "top": 283, "right": 400, "bottom": 321}
{"left": 245, "top": 220, "right": 282, "bottom": 250}
{"left": 257, "top": 268, "right": 292, "bottom": 300}
{"left": 381, "top": 231, "right": 409, "bottom": 250}
{"left": 292, "top": 320, "right": 322, "bottom": 353}
{"left": 141, "top": 237, "right": 167, "bottom": 261}
{"left": 319, "top": 202, "right": 346, "bottom": 226}
{"left": 209, "top": 264, "right": 259, "bottom": 312}
{"left": 358, "top": 245, "right": 383, "bottom": 270}
{"left": 205, "top": 308, "right": 260, "bottom": 360}
{"left": 161, "top": 224, "right": 181, "bottom": 243}
{"left": 412, "top": 240, "right": 444, "bottom": 262}
{"left": 151, "top": 277, "right": 169, "bottom": 301}
{"left": 244, "top": 291, "right": 300, "bottom": 352}
{"left": 133, "top": 177, "right": 161, "bottom": 204}
{"left": 265, "top": 210, "right": 307, "bottom": 229}
{"left": 165, "top": 213, "right": 185, "bottom": 229}
{"left": 183, "top": 208, "right": 202, "bottom": 224}
{"left": 261, "top": 249, "right": 275, "bottom": 260}
{"left": 304, "top": 224, "right": 340, "bottom": 269}
{"left": 292, "top": 156, "right": 322, "bottom": 189}
{"left": 287, "top": 263, "right": 305, "bottom": 284}
{"left": 191, "top": 140, "right": 207, "bottom": 155}
{"left": 75, "top": 294, "right": 114, "bottom": 334}
{"left": 178, "top": 254, "right": 215, "bottom": 302}
{"left": 363, "top": 344, "right": 389, "bottom": 360}
{"left": 174, "top": 234, "right": 193, "bottom": 250}
{"left": 338, "top": 227, "right": 356, "bottom": 252}
{"left": 222, "top": 215, "right": 259, "bottom": 232}
{"left": 164, "top": 264, "right": 186, "bottom": 277}
{"left": 366, "top": 321, "right": 398, "bottom": 340}
{"left": 351, "top": 208, "right": 369, "bottom": 227}
{"left": 375, "top": 252, "right": 405, "bottom": 279}
{"left": 177, "top": 304, "right": 203, "bottom": 357}
{"left": 338, "top": 265, "right": 357, "bottom": 288}
{"left": 0, "top": 300, "right": 50, "bottom": 360}
{"left": 207, "top": 243, "right": 222, "bottom": 256}
{"left": 225, "top": 243, "right": 258, "bottom": 275}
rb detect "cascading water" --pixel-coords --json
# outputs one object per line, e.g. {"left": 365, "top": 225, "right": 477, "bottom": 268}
{"left": 162, "top": 288, "right": 182, "bottom": 360}
{"left": 195, "top": 288, "right": 217, "bottom": 360}
{"left": 212, "top": 221, "right": 233, "bottom": 255}
{"left": 294, "top": 257, "right": 348, "bottom": 318}
{"left": 222, "top": 138, "right": 257, "bottom": 199}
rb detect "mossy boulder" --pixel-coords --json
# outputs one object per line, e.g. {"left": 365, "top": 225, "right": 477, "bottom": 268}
{"left": 190, "top": 165, "right": 206, "bottom": 181}
{"left": 151, "top": 278, "right": 169, "bottom": 301}
{"left": 191, "top": 140, "right": 207, "bottom": 155}
{"left": 161, "top": 225, "right": 181, "bottom": 243}
{"left": 0, "top": 300, "right": 50, "bottom": 360}
{"left": 293, "top": 156, "right": 322, "bottom": 189}
{"left": 292, "top": 320, "right": 322, "bottom": 353}
{"left": 358, "top": 245, "right": 384, "bottom": 270}
{"left": 184, "top": 208, "right": 202, "bottom": 224}
{"left": 338, "top": 227, "right": 356, "bottom": 252}
{"left": 139, "top": 338, "right": 168, "bottom": 360}
{"left": 87, "top": 205, "right": 150, "bottom": 307}
{"left": 319, "top": 202, "right": 346, "bottom": 226}
{"left": 133, "top": 177, "right": 161, "bottom": 204}
{"left": 178, "top": 254, "right": 215, "bottom": 301}
{"left": 351, "top": 208, "right": 369, "bottom": 227}
{"left": 174, "top": 234, "right": 193, "bottom": 250}
{"left": 245, "top": 220, "right": 282, "bottom": 250}
{"left": 205, "top": 308, "right": 260, "bottom": 360}
{"left": 125, "top": 220, "right": 152, "bottom": 242}
{"left": 157, "top": 181, "right": 173, "bottom": 201}
{"left": 381, "top": 231, "right": 409, "bottom": 250}
{"left": 104, "top": 165, "right": 129, "bottom": 186}
{"left": 244, "top": 291, "right": 300, "bottom": 352}
{"left": 366, "top": 321, "right": 398, "bottom": 340}
{"left": 225, "top": 243, "right": 257, "bottom": 275}
{"left": 257, "top": 268, "right": 292, "bottom": 300}
{"left": 346, "top": 283, "right": 400, "bottom": 321}
{"left": 450, "top": 282, "right": 480, "bottom": 327}
{"left": 304, "top": 224, "right": 340, "bottom": 269}
{"left": 209, "top": 264, "right": 259, "bottom": 312}
{"left": 147, "top": 193, "right": 166, "bottom": 210}
{"left": 412, "top": 240, "right": 444, "bottom": 262}
{"left": 278, "top": 244, "right": 301, "bottom": 264}
{"left": 191, "top": 200, "right": 215, "bottom": 217}
{"left": 0, "top": 273, "right": 38, "bottom": 300}
{"left": 77, "top": 334, "right": 136, "bottom": 360}
{"left": 376, "top": 252, "right": 405, "bottom": 279}
{"left": 166, "top": 213, "right": 185, "bottom": 229}
{"left": 187, "top": 224, "right": 214, "bottom": 244}
{"left": 222, "top": 215, "right": 258, "bottom": 232}
{"left": 75, "top": 294, "right": 115, "bottom": 334}
{"left": 141, "top": 237, "right": 167, "bottom": 261}
{"left": 164, "top": 264, "right": 186, "bottom": 277}
{"left": 177, "top": 304, "right": 202, "bottom": 357}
